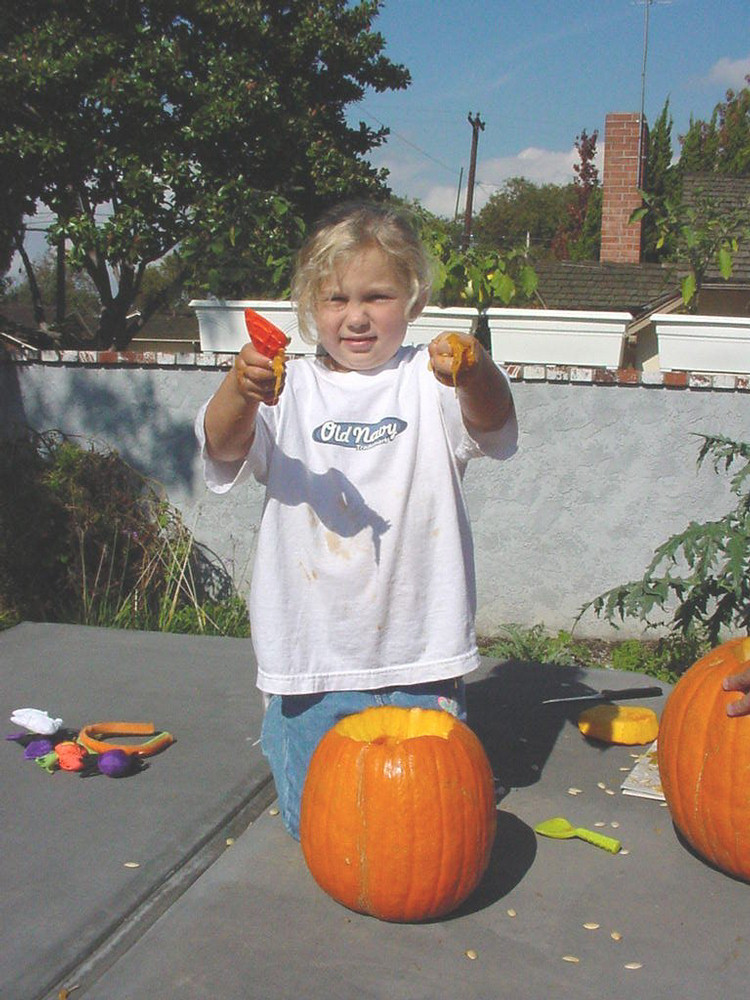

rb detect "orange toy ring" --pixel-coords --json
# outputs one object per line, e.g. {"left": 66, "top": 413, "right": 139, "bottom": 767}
{"left": 78, "top": 722, "right": 174, "bottom": 757}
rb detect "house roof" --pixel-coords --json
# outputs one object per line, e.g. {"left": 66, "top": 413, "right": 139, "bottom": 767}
{"left": 532, "top": 174, "right": 750, "bottom": 314}
{"left": 532, "top": 259, "right": 680, "bottom": 317}
{"left": 681, "top": 173, "right": 750, "bottom": 285}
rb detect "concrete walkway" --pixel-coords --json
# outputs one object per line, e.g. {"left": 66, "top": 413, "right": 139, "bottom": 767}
{"left": 2, "top": 624, "right": 748, "bottom": 1000}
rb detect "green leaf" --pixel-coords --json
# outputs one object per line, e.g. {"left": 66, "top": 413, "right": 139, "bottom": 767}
{"left": 493, "top": 270, "right": 516, "bottom": 305}
{"left": 518, "top": 264, "right": 538, "bottom": 298}
{"left": 717, "top": 246, "right": 733, "bottom": 280}
{"left": 681, "top": 272, "right": 697, "bottom": 305}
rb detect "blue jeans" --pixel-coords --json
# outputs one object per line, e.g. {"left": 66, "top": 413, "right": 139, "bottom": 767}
{"left": 260, "top": 678, "right": 467, "bottom": 840}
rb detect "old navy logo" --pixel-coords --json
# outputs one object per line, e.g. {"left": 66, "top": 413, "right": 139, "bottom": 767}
{"left": 313, "top": 417, "right": 407, "bottom": 450}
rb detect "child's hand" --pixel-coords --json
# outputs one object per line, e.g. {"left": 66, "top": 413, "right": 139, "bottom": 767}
{"left": 428, "top": 332, "right": 480, "bottom": 387}
{"left": 723, "top": 667, "right": 750, "bottom": 717}
{"left": 429, "top": 331, "right": 513, "bottom": 433}
{"left": 233, "top": 342, "right": 285, "bottom": 405}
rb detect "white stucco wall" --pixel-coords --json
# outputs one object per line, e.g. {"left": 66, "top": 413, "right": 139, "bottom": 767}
{"left": 2, "top": 355, "right": 748, "bottom": 638}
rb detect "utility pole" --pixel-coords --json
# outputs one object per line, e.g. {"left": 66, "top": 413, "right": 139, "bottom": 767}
{"left": 462, "top": 112, "right": 485, "bottom": 249}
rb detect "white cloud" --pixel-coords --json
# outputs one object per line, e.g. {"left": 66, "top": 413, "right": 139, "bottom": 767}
{"left": 478, "top": 146, "right": 578, "bottom": 189}
{"left": 421, "top": 184, "right": 464, "bottom": 218}
{"left": 707, "top": 54, "right": 750, "bottom": 89}
{"left": 422, "top": 145, "right": 582, "bottom": 217}
{"left": 373, "top": 140, "right": 607, "bottom": 219}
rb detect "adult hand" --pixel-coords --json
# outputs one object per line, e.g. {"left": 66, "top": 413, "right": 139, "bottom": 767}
{"left": 723, "top": 666, "right": 750, "bottom": 717}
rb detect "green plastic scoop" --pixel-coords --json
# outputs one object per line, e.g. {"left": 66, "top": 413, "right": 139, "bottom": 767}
{"left": 534, "top": 816, "right": 622, "bottom": 853}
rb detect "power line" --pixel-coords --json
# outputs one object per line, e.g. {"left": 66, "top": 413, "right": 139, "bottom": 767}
{"left": 360, "top": 109, "right": 461, "bottom": 178}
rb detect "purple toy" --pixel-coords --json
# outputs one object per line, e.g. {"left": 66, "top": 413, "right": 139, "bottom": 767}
{"left": 97, "top": 749, "right": 133, "bottom": 778}
{"left": 24, "top": 739, "right": 54, "bottom": 760}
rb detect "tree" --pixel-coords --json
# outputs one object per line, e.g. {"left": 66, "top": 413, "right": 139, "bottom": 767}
{"left": 632, "top": 185, "right": 750, "bottom": 308}
{"left": 3, "top": 250, "right": 99, "bottom": 328}
{"left": 636, "top": 84, "right": 750, "bottom": 297}
{"left": 0, "top": 1, "right": 409, "bottom": 348}
{"left": 678, "top": 77, "right": 750, "bottom": 176}
{"left": 679, "top": 114, "right": 721, "bottom": 175}
{"left": 551, "top": 129, "right": 600, "bottom": 260}
{"left": 473, "top": 177, "right": 572, "bottom": 256}
{"left": 713, "top": 76, "right": 750, "bottom": 174}
{"left": 641, "top": 98, "right": 680, "bottom": 260}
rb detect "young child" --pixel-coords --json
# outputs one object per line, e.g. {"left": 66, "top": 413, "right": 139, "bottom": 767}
{"left": 195, "top": 201, "right": 518, "bottom": 839}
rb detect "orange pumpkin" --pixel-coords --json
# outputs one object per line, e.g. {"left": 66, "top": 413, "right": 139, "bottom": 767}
{"left": 299, "top": 705, "right": 496, "bottom": 922}
{"left": 657, "top": 636, "right": 750, "bottom": 880}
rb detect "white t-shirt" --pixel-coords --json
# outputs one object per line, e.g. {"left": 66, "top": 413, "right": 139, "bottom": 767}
{"left": 196, "top": 345, "right": 517, "bottom": 694}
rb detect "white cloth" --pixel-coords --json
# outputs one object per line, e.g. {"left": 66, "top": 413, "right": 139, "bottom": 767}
{"left": 196, "top": 345, "right": 517, "bottom": 694}
{"left": 10, "top": 708, "right": 63, "bottom": 735}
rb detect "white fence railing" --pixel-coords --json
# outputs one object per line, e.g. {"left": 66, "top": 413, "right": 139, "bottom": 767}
{"left": 189, "top": 300, "right": 631, "bottom": 368}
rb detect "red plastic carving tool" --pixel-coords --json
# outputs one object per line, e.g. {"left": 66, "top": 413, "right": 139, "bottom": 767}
{"left": 244, "top": 308, "right": 290, "bottom": 358}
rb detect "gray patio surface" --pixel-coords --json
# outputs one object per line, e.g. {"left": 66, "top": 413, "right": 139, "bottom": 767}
{"left": 2, "top": 623, "right": 748, "bottom": 1000}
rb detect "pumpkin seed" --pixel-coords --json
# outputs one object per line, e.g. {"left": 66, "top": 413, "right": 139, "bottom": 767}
{"left": 567, "top": 787, "right": 582, "bottom": 795}
{"left": 123, "top": 862, "right": 140, "bottom": 869}
{"left": 506, "top": 908, "right": 517, "bottom": 918}
{"left": 562, "top": 955, "right": 580, "bottom": 963}
{"left": 583, "top": 922, "right": 600, "bottom": 930}
{"left": 594, "top": 821, "right": 606, "bottom": 827}
{"left": 605, "top": 788, "right": 615, "bottom": 795}
{"left": 597, "top": 781, "right": 607, "bottom": 789}
{"left": 269, "top": 806, "right": 280, "bottom": 816}
{"left": 624, "top": 962, "right": 643, "bottom": 970}
{"left": 611, "top": 931, "right": 622, "bottom": 941}
{"left": 465, "top": 949, "right": 478, "bottom": 961}
{"left": 610, "top": 821, "right": 620, "bottom": 828}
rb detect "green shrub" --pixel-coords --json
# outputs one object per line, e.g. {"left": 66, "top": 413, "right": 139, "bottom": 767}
{"left": 579, "top": 434, "right": 750, "bottom": 646}
{"left": 479, "top": 623, "right": 595, "bottom": 667}
{"left": 478, "top": 623, "right": 708, "bottom": 682}
{"left": 0, "top": 430, "right": 250, "bottom": 636}
{"left": 610, "top": 633, "right": 709, "bottom": 684}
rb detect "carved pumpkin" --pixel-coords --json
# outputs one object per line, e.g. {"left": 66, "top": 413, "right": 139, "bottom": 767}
{"left": 657, "top": 636, "right": 750, "bottom": 880}
{"left": 299, "top": 705, "right": 496, "bottom": 922}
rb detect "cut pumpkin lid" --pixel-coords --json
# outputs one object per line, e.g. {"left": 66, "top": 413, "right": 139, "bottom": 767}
{"left": 577, "top": 704, "right": 659, "bottom": 746}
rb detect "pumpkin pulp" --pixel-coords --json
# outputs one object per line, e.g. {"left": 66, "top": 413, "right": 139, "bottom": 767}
{"left": 446, "top": 333, "right": 477, "bottom": 386}
{"left": 270, "top": 350, "right": 286, "bottom": 399}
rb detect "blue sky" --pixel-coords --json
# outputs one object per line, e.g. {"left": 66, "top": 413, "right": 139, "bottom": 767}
{"left": 352, "top": 0, "right": 750, "bottom": 216}
{"left": 13, "top": 0, "right": 749, "bottom": 271}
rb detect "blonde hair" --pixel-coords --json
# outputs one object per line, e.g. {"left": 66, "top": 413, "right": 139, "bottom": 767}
{"left": 291, "top": 202, "right": 435, "bottom": 343}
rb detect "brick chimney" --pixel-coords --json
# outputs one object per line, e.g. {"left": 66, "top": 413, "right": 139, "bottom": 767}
{"left": 600, "top": 112, "right": 648, "bottom": 264}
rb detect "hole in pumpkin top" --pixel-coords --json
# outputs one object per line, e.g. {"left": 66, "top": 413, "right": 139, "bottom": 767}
{"left": 335, "top": 706, "right": 456, "bottom": 744}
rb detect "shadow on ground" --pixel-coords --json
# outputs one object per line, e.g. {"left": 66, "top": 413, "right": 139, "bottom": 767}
{"left": 467, "top": 659, "right": 593, "bottom": 793}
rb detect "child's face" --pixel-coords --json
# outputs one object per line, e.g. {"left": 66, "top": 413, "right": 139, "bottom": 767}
{"left": 314, "top": 246, "right": 422, "bottom": 372}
